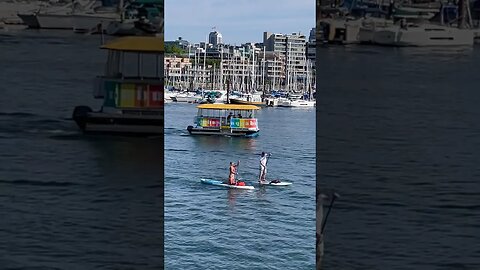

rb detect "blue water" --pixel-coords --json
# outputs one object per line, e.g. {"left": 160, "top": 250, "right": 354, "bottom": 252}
{"left": 165, "top": 103, "right": 316, "bottom": 269}
{"left": 318, "top": 45, "right": 480, "bottom": 269}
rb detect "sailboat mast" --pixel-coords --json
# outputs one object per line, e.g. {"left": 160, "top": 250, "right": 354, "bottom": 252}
{"left": 458, "top": 0, "right": 466, "bottom": 29}
{"left": 119, "top": 0, "right": 124, "bottom": 20}
{"left": 220, "top": 47, "right": 224, "bottom": 90}
{"left": 203, "top": 35, "right": 207, "bottom": 89}
{"left": 251, "top": 45, "right": 255, "bottom": 93}
{"left": 262, "top": 46, "right": 266, "bottom": 94}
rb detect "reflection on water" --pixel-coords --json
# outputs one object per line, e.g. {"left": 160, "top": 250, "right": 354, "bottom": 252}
{"left": 191, "top": 136, "right": 257, "bottom": 152}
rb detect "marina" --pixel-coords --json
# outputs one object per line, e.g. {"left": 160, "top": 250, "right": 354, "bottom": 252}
{"left": 1, "top": 0, "right": 163, "bottom": 36}
{"left": 164, "top": 27, "right": 316, "bottom": 108}
{"left": 318, "top": 0, "right": 480, "bottom": 46}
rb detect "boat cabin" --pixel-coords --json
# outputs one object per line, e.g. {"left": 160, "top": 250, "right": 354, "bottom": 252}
{"left": 72, "top": 36, "right": 164, "bottom": 136}
{"left": 93, "top": 36, "right": 164, "bottom": 114}
{"left": 187, "top": 104, "right": 260, "bottom": 137}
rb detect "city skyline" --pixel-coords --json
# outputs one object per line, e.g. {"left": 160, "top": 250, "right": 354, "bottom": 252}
{"left": 165, "top": 0, "right": 315, "bottom": 44}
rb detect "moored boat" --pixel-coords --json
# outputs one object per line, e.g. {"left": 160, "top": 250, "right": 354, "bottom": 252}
{"left": 186, "top": 104, "right": 260, "bottom": 137}
{"left": 72, "top": 36, "right": 164, "bottom": 136}
{"left": 228, "top": 92, "right": 266, "bottom": 106}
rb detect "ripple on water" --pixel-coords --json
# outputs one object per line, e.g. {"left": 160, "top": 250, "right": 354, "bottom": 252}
{"left": 165, "top": 104, "right": 315, "bottom": 269}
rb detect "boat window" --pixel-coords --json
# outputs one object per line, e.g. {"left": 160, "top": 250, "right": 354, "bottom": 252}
{"left": 105, "top": 50, "right": 122, "bottom": 77}
{"left": 122, "top": 52, "right": 141, "bottom": 78}
{"left": 430, "top": 37, "right": 454, "bottom": 40}
{"left": 140, "top": 52, "right": 161, "bottom": 78}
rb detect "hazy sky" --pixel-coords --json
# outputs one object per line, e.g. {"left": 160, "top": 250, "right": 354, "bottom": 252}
{"left": 164, "top": 0, "right": 315, "bottom": 45}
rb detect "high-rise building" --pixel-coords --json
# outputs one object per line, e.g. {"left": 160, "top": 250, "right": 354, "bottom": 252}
{"left": 307, "top": 27, "right": 316, "bottom": 68}
{"left": 263, "top": 32, "right": 307, "bottom": 78}
{"left": 209, "top": 30, "right": 223, "bottom": 46}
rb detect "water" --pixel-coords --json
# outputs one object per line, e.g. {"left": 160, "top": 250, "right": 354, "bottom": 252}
{"left": 164, "top": 103, "right": 316, "bottom": 269}
{"left": 0, "top": 30, "right": 163, "bottom": 268}
{"left": 318, "top": 45, "right": 480, "bottom": 269}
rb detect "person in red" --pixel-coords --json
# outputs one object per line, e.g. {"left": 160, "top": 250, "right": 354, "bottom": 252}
{"left": 228, "top": 161, "right": 239, "bottom": 185}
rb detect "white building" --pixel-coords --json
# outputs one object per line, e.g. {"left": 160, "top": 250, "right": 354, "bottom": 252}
{"left": 263, "top": 32, "right": 307, "bottom": 79}
{"left": 209, "top": 29, "right": 223, "bottom": 46}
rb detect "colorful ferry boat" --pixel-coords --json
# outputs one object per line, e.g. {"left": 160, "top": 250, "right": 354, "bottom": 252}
{"left": 186, "top": 104, "right": 260, "bottom": 137}
{"left": 72, "top": 36, "right": 164, "bottom": 136}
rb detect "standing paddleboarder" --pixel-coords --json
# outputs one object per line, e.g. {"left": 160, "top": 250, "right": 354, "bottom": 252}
{"left": 228, "top": 161, "right": 239, "bottom": 185}
{"left": 259, "top": 152, "right": 269, "bottom": 183}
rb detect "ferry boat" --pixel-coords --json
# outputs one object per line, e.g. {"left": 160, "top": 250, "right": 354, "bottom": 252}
{"left": 186, "top": 104, "right": 260, "bottom": 137}
{"left": 72, "top": 36, "right": 164, "bottom": 136}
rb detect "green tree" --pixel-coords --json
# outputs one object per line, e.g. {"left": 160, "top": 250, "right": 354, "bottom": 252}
{"left": 165, "top": 44, "right": 186, "bottom": 56}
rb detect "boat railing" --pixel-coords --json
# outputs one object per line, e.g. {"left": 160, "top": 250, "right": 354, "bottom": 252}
{"left": 194, "top": 116, "right": 258, "bottom": 130}
{"left": 93, "top": 76, "right": 163, "bottom": 99}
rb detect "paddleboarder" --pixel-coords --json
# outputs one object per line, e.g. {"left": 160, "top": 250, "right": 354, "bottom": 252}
{"left": 259, "top": 152, "right": 268, "bottom": 183}
{"left": 228, "top": 161, "right": 239, "bottom": 185}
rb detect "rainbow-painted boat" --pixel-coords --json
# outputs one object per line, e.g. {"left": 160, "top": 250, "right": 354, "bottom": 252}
{"left": 73, "top": 36, "right": 164, "bottom": 136}
{"left": 187, "top": 104, "right": 260, "bottom": 137}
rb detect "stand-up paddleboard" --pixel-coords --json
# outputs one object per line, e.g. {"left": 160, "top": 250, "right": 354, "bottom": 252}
{"left": 259, "top": 180, "right": 292, "bottom": 186}
{"left": 200, "top": 178, "right": 255, "bottom": 190}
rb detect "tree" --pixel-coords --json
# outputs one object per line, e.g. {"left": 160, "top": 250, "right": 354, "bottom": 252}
{"left": 165, "top": 44, "right": 186, "bottom": 56}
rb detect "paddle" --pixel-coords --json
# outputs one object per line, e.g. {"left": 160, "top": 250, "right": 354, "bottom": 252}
{"left": 321, "top": 192, "right": 340, "bottom": 235}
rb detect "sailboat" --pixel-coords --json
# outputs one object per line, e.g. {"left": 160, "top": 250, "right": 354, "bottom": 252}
{"left": 229, "top": 45, "right": 266, "bottom": 106}
{"left": 104, "top": 0, "right": 162, "bottom": 36}
{"left": 278, "top": 50, "right": 315, "bottom": 108}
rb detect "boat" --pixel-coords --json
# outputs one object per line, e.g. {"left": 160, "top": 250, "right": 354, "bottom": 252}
{"left": 186, "top": 104, "right": 260, "bottom": 137}
{"left": 229, "top": 92, "right": 266, "bottom": 106}
{"left": 16, "top": 13, "right": 40, "bottom": 28}
{"left": 198, "top": 90, "right": 228, "bottom": 104}
{"left": 278, "top": 99, "right": 316, "bottom": 107}
{"left": 277, "top": 92, "right": 316, "bottom": 108}
{"left": 171, "top": 91, "right": 202, "bottom": 103}
{"left": 371, "top": 22, "right": 474, "bottom": 46}
{"left": 104, "top": 0, "right": 162, "bottom": 36}
{"left": 200, "top": 178, "right": 255, "bottom": 190}
{"left": 72, "top": 36, "right": 164, "bottom": 136}
{"left": 17, "top": 2, "right": 75, "bottom": 29}
{"left": 72, "top": 11, "right": 120, "bottom": 33}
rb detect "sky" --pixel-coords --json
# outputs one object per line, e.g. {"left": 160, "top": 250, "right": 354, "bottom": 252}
{"left": 164, "top": 0, "right": 315, "bottom": 45}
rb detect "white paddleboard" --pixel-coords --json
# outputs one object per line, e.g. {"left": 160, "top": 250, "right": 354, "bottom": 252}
{"left": 201, "top": 178, "right": 255, "bottom": 190}
{"left": 259, "top": 181, "right": 292, "bottom": 186}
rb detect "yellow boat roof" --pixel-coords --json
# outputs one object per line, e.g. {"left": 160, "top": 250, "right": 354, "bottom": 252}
{"left": 197, "top": 104, "right": 260, "bottom": 110}
{"left": 101, "top": 36, "right": 164, "bottom": 53}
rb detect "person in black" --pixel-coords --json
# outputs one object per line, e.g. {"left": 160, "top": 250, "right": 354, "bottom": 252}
{"left": 227, "top": 112, "right": 233, "bottom": 125}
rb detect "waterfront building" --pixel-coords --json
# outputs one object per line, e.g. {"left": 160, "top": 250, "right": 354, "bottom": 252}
{"left": 263, "top": 31, "right": 308, "bottom": 79}
{"left": 307, "top": 27, "right": 316, "bottom": 68}
{"left": 209, "top": 29, "right": 223, "bottom": 45}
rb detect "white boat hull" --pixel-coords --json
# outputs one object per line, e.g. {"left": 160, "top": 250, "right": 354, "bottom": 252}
{"left": 72, "top": 13, "right": 119, "bottom": 33}
{"left": 373, "top": 25, "right": 474, "bottom": 47}
{"left": 106, "top": 20, "right": 139, "bottom": 36}
{"left": 36, "top": 13, "right": 73, "bottom": 29}
{"left": 278, "top": 99, "right": 316, "bottom": 107}
{"left": 172, "top": 95, "right": 201, "bottom": 103}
